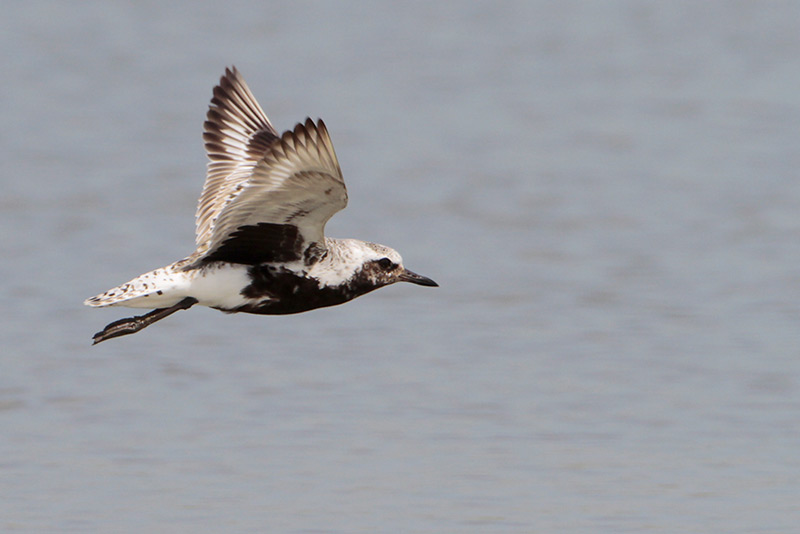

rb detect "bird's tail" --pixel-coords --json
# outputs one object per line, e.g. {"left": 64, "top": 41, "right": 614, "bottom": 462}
{"left": 84, "top": 265, "right": 189, "bottom": 309}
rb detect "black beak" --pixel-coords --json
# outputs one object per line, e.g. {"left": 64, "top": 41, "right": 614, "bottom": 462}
{"left": 398, "top": 268, "right": 438, "bottom": 287}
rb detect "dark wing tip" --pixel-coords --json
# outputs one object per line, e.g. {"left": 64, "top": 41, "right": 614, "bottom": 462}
{"left": 295, "top": 117, "right": 317, "bottom": 137}
{"left": 289, "top": 118, "right": 329, "bottom": 147}
{"left": 224, "top": 65, "right": 240, "bottom": 81}
{"left": 204, "top": 66, "right": 279, "bottom": 159}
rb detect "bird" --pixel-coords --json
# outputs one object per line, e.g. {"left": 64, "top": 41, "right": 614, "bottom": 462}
{"left": 85, "top": 66, "right": 437, "bottom": 344}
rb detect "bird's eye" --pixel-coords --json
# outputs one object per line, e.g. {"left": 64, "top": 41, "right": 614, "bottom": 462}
{"left": 377, "top": 258, "right": 393, "bottom": 269}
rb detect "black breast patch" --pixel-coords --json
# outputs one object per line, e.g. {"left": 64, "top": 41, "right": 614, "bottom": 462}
{"left": 202, "top": 223, "right": 303, "bottom": 265}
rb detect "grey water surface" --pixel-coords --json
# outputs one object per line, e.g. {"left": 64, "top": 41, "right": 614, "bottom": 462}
{"left": 2, "top": 2, "right": 800, "bottom": 532}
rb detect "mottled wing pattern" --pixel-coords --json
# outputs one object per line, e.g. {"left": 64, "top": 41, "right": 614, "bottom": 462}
{"left": 201, "top": 118, "right": 347, "bottom": 264}
{"left": 196, "top": 66, "right": 279, "bottom": 253}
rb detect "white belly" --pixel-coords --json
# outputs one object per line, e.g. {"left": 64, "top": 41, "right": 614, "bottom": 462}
{"left": 187, "top": 263, "right": 252, "bottom": 309}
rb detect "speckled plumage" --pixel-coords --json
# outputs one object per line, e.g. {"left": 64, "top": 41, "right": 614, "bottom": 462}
{"left": 85, "top": 67, "right": 437, "bottom": 344}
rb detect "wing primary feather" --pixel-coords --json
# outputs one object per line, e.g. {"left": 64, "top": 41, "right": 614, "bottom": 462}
{"left": 194, "top": 71, "right": 347, "bottom": 267}
{"left": 195, "top": 67, "right": 281, "bottom": 249}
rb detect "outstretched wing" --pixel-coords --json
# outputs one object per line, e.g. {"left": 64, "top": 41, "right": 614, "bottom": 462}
{"left": 195, "top": 67, "right": 348, "bottom": 267}
{"left": 200, "top": 118, "right": 347, "bottom": 265}
{"left": 196, "top": 66, "right": 280, "bottom": 253}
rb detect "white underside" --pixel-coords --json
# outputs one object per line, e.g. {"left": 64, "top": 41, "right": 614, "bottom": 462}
{"left": 187, "top": 263, "right": 253, "bottom": 309}
{"left": 85, "top": 263, "right": 254, "bottom": 310}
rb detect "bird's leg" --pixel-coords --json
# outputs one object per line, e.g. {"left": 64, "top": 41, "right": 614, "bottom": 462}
{"left": 92, "top": 297, "right": 198, "bottom": 345}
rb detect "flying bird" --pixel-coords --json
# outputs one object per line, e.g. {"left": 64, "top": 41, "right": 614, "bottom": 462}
{"left": 85, "top": 67, "right": 437, "bottom": 344}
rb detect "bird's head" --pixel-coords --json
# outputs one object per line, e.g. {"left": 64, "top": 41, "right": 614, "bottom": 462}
{"left": 356, "top": 242, "right": 438, "bottom": 289}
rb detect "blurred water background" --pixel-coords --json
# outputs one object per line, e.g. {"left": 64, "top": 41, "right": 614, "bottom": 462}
{"left": 2, "top": 1, "right": 800, "bottom": 532}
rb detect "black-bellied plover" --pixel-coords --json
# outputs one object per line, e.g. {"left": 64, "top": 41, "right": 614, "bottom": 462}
{"left": 85, "top": 67, "right": 437, "bottom": 344}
